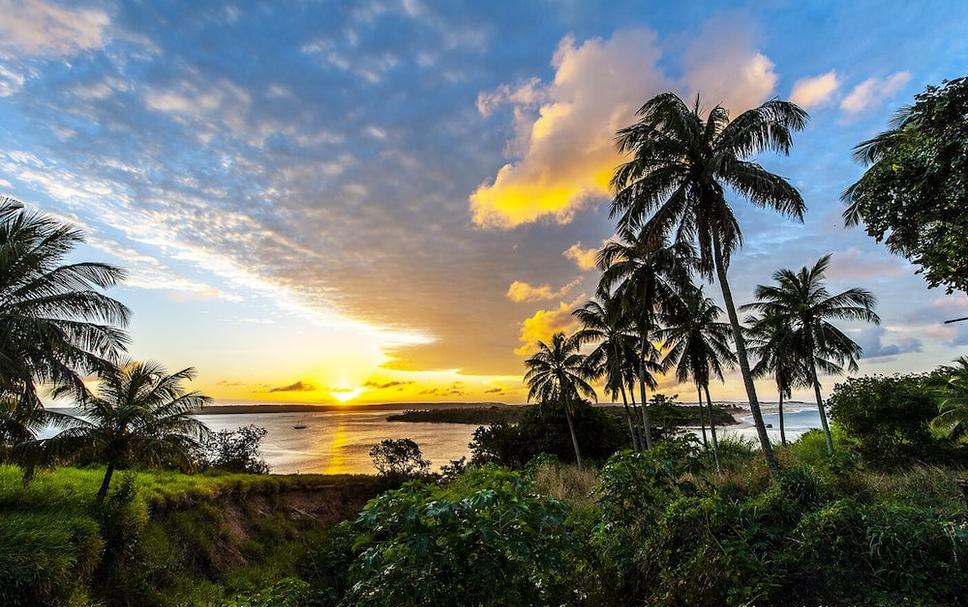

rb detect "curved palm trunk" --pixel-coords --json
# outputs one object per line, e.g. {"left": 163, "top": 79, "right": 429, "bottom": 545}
{"left": 637, "top": 331, "right": 654, "bottom": 449}
{"left": 628, "top": 381, "right": 643, "bottom": 445}
{"left": 808, "top": 358, "right": 834, "bottom": 455}
{"left": 563, "top": 397, "right": 584, "bottom": 468}
{"left": 618, "top": 383, "right": 640, "bottom": 451}
{"left": 777, "top": 381, "right": 787, "bottom": 446}
{"left": 704, "top": 384, "right": 721, "bottom": 473}
{"left": 96, "top": 461, "right": 115, "bottom": 506}
{"left": 712, "top": 232, "right": 778, "bottom": 474}
{"left": 695, "top": 384, "right": 709, "bottom": 450}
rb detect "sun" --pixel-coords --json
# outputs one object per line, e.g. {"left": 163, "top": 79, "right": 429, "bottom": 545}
{"left": 331, "top": 386, "right": 364, "bottom": 403}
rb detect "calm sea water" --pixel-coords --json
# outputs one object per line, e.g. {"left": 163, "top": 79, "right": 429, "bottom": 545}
{"left": 42, "top": 403, "right": 823, "bottom": 475}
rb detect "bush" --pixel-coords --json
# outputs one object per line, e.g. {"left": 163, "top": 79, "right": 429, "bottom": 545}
{"left": 470, "top": 402, "right": 627, "bottom": 467}
{"left": 306, "top": 466, "right": 594, "bottom": 606}
{"left": 828, "top": 374, "right": 943, "bottom": 466}
{"left": 369, "top": 438, "right": 430, "bottom": 478}
{"left": 200, "top": 425, "right": 270, "bottom": 474}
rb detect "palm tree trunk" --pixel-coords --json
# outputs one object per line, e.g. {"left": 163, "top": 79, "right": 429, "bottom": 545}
{"left": 628, "top": 381, "right": 643, "bottom": 446}
{"left": 777, "top": 382, "right": 787, "bottom": 446}
{"left": 712, "top": 231, "right": 778, "bottom": 475}
{"left": 808, "top": 359, "right": 834, "bottom": 455}
{"left": 696, "top": 384, "right": 709, "bottom": 450}
{"left": 563, "top": 398, "right": 584, "bottom": 468}
{"left": 637, "top": 331, "right": 654, "bottom": 449}
{"left": 619, "top": 383, "right": 640, "bottom": 451}
{"left": 96, "top": 461, "right": 115, "bottom": 506}
{"left": 704, "top": 384, "right": 721, "bottom": 473}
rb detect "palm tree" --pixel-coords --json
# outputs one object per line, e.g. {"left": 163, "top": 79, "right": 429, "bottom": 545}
{"left": 741, "top": 255, "right": 879, "bottom": 454}
{"left": 0, "top": 196, "right": 129, "bottom": 430}
{"left": 931, "top": 356, "right": 968, "bottom": 439}
{"left": 610, "top": 93, "right": 808, "bottom": 473}
{"left": 523, "top": 332, "right": 597, "bottom": 467}
{"left": 41, "top": 361, "right": 211, "bottom": 504}
{"left": 574, "top": 293, "right": 641, "bottom": 450}
{"left": 598, "top": 232, "right": 693, "bottom": 448}
{"left": 746, "top": 313, "right": 808, "bottom": 446}
{"left": 660, "top": 287, "right": 735, "bottom": 471}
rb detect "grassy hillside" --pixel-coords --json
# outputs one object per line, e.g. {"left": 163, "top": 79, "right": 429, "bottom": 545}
{"left": 0, "top": 465, "right": 385, "bottom": 606}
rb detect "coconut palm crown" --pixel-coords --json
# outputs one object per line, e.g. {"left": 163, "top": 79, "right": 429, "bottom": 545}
{"left": 608, "top": 92, "right": 808, "bottom": 472}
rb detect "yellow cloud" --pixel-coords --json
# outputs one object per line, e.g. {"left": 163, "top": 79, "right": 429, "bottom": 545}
{"left": 514, "top": 296, "right": 585, "bottom": 356}
{"left": 563, "top": 241, "right": 600, "bottom": 271}
{"left": 470, "top": 22, "right": 778, "bottom": 229}
{"left": 506, "top": 279, "right": 579, "bottom": 303}
{"left": 790, "top": 70, "right": 841, "bottom": 108}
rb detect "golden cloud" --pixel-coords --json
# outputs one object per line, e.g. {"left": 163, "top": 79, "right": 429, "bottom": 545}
{"left": 513, "top": 295, "right": 585, "bottom": 356}
{"left": 505, "top": 278, "right": 579, "bottom": 303}
{"left": 563, "top": 241, "right": 600, "bottom": 271}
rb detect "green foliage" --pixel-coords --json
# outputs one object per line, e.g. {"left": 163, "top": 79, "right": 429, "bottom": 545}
{"left": 827, "top": 374, "right": 950, "bottom": 466}
{"left": 305, "top": 466, "right": 592, "bottom": 606}
{"left": 469, "top": 402, "right": 626, "bottom": 467}
{"left": 200, "top": 425, "right": 271, "bottom": 474}
{"left": 844, "top": 77, "right": 968, "bottom": 294}
{"left": 368, "top": 437, "right": 430, "bottom": 478}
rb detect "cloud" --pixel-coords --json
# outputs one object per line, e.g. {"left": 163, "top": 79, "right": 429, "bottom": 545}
{"left": 363, "top": 379, "right": 414, "bottom": 389}
{"left": 854, "top": 325, "right": 922, "bottom": 359}
{"left": 823, "top": 247, "right": 908, "bottom": 281}
{"left": 470, "top": 21, "right": 777, "bottom": 229}
{"left": 269, "top": 380, "right": 315, "bottom": 392}
{"left": 484, "top": 387, "right": 503, "bottom": 394}
{"left": 840, "top": 71, "right": 911, "bottom": 115}
{"left": 563, "top": 241, "right": 600, "bottom": 271}
{"left": 505, "top": 278, "right": 579, "bottom": 303}
{"left": 790, "top": 70, "right": 841, "bottom": 108}
{"left": 513, "top": 295, "right": 584, "bottom": 356}
{"left": 0, "top": 0, "right": 110, "bottom": 57}
{"left": 679, "top": 15, "right": 778, "bottom": 113}
{"left": 0, "top": 65, "right": 25, "bottom": 96}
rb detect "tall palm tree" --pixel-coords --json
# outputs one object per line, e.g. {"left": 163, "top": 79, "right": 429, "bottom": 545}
{"left": 523, "top": 332, "right": 597, "bottom": 467}
{"left": 660, "top": 287, "right": 735, "bottom": 471}
{"left": 574, "top": 293, "right": 641, "bottom": 450}
{"left": 598, "top": 233, "right": 693, "bottom": 448}
{"left": 931, "top": 356, "right": 968, "bottom": 439}
{"left": 746, "top": 313, "right": 808, "bottom": 446}
{"left": 609, "top": 93, "right": 808, "bottom": 473}
{"left": 40, "top": 361, "right": 211, "bottom": 504}
{"left": 741, "top": 255, "right": 879, "bottom": 454}
{"left": 0, "top": 196, "right": 129, "bottom": 425}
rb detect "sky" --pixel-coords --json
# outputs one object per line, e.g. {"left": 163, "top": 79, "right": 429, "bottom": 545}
{"left": 1, "top": 0, "right": 967, "bottom": 405}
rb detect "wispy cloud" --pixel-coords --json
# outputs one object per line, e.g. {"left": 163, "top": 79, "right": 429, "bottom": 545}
{"left": 840, "top": 71, "right": 910, "bottom": 115}
{"left": 269, "top": 380, "right": 315, "bottom": 393}
{"left": 790, "top": 70, "right": 841, "bottom": 108}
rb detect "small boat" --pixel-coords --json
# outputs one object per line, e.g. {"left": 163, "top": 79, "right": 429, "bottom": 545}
{"left": 293, "top": 417, "right": 308, "bottom": 430}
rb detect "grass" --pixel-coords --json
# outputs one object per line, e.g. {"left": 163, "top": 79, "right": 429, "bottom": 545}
{"left": 0, "top": 464, "right": 383, "bottom": 607}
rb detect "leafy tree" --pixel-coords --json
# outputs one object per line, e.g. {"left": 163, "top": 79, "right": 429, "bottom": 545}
{"left": 660, "top": 286, "right": 735, "bottom": 470}
{"left": 827, "top": 374, "right": 937, "bottom": 466}
{"left": 369, "top": 437, "right": 430, "bottom": 478}
{"left": 610, "top": 93, "right": 808, "bottom": 473}
{"left": 843, "top": 77, "right": 968, "bottom": 294}
{"left": 742, "top": 255, "right": 879, "bottom": 454}
{"left": 523, "top": 332, "right": 597, "bottom": 467}
{"left": 746, "top": 313, "right": 809, "bottom": 445}
{"left": 598, "top": 234, "right": 693, "bottom": 448}
{"left": 199, "top": 424, "right": 270, "bottom": 474}
{"left": 39, "top": 361, "right": 211, "bottom": 504}
{"left": 0, "top": 197, "right": 129, "bottom": 451}
{"left": 930, "top": 356, "right": 968, "bottom": 439}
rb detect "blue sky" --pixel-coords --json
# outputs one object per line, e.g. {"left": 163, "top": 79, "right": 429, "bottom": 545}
{"left": 1, "top": 0, "right": 966, "bottom": 403}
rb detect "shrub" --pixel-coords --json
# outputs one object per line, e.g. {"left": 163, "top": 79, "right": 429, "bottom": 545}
{"left": 369, "top": 438, "right": 430, "bottom": 478}
{"left": 200, "top": 425, "right": 270, "bottom": 474}
{"left": 470, "top": 402, "right": 627, "bottom": 467}
{"left": 828, "top": 374, "right": 941, "bottom": 466}
{"left": 307, "top": 466, "right": 594, "bottom": 606}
